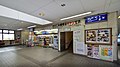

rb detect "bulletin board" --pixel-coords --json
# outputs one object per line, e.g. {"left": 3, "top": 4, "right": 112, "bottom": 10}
{"left": 85, "top": 28, "right": 112, "bottom": 45}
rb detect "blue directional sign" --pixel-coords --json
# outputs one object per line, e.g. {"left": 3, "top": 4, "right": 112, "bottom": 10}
{"left": 85, "top": 13, "right": 108, "bottom": 24}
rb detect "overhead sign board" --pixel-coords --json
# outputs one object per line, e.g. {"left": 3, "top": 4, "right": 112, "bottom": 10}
{"left": 85, "top": 13, "right": 108, "bottom": 24}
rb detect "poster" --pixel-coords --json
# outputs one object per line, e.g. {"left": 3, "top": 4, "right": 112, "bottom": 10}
{"left": 92, "top": 46, "right": 99, "bottom": 59}
{"left": 73, "top": 29, "right": 85, "bottom": 55}
{"left": 86, "top": 30, "right": 97, "bottom": 43}
{"left": 87, "top": 45, "right": 93, "bottom": 57}
{"left": 99, "top": 45, "right": 113, "bottom": 61}
{"left": 76, "top": 42, "right": 85, "bottom": 55}
{"left": 87, "top": 45, "right": 99, "bottom": 59}
{"left": 85, "top": 28, "right": 112, "bottom": 44}
{"left": 97, "top": 29, "right": 111, "bottom": 44}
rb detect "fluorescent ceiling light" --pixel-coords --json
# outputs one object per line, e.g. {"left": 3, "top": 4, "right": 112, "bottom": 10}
{"left": 17, "top": 28, "right": 23, "bottom": 31}
{"left": 61, "top": 11, "right": 92, "bottom": 20}
{"left": 118, "top": 16, "right": 120, "bottom": 19}
{"left": 0, "top": 5, "right": 52, "bottom": 25}
{"left": 27, "top": 25, "right": 36, "bottom": 28}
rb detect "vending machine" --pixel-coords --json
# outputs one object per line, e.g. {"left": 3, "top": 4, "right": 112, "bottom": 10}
{"left": 53, "top": 35, "right": 58, "bottom": 49}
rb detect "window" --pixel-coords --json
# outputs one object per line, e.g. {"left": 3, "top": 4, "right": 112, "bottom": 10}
{"left": 3, "top": 34, "right": 9, "bottom": 40}
{"left": 9, "top": 34, "right": 14, "bottom": 40}
{"left": 0, "top": 30, "right": 2, "bottom": 40}
{"left": 3, "top": 30, "right": 8, "bottom": 33}
{"left": 1, "top": 30, "right": 15, "bottom": 40}
{"left": 0, "top": 34, "right": 2, "bottom": 40}
{"left": 0, "top": 30, "right": 2, "bottom": 33}
{"left": 9, "top": 31, "right": 14, "bottom": 33}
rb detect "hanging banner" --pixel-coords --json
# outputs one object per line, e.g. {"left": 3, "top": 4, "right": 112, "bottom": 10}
{"left": 99, "top": 45, "right": 113, "bottom": 61}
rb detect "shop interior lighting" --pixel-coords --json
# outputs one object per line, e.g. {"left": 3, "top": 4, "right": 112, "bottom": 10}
{"left": 27, "top": 25, "right": 36, "bottom": 28}
{"left": 118, "top": 16, "right": 120, "bottom": 19}
{"left": 17, "top": 28, "right": 23, "bottom": 31}
{"left": 38, "top": 34, "right": 54, "bottom": 37}
{"left": 34, "top": 31, "right": 39, "bottom": 32}
{"left": 60, "top": 11, "right": 92, "bottom": 20}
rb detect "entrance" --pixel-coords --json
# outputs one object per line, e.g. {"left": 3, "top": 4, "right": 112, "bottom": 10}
{"left": 60, "top": 31, "right": 73, "bottom": 52}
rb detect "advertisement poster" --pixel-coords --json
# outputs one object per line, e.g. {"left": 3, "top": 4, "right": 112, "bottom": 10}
{"left": 86, "top": 30, "right": 97, "bottom": 43}
{"left": 87, "top": 45, "right": 93, "bottom": 57}
{"left": 87, "top": 45, "right": 99, "bottom": 59}
{"left": 85, "top": 28, "right": 111, "bottom": 44}
{"left": 99, "top": 45, "right": 113, "bottom": 61}
{"left": 76, "top": 42, "right": 85, "bottom": 55}
{"left": 73, "top": 30, "right": 85, "bottom": 55}
{"left": 92, "top": 46, "right": 99, "bottom": 59}
{"left": 97, "top": 29, "right": 111, "bottom": 44}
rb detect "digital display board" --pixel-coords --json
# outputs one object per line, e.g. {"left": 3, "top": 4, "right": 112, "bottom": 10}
{"left": 85, "top": 14, "right": 108, "bottom": 24}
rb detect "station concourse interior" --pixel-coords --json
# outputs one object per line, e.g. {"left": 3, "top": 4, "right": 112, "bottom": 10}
{"left": 0, "top": 0, "right": 120, "bottom": 67}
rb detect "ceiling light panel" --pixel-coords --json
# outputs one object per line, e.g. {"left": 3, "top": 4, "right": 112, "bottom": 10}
{"left": 17, "top": 28, "right": 23, "bottom": 31}
{"left": 61, "top": 11, "right": 92, "bottom": 20}
{"left": 27, "top": 25, "right": 36, "bottom": 28}
{"left": 0, "top": 5, "right": 52, "bottom": 25}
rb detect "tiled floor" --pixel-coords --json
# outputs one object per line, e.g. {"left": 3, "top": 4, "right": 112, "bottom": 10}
{"left": 0, "top": 46, "right": 120, "bottom": 67}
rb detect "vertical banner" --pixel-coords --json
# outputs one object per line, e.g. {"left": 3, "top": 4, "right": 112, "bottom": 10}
{"left": 99, "top": 45, "right": 113, "bottom": 61}
{"left": 73, "top": 30, "right": 85, "bottom": 55}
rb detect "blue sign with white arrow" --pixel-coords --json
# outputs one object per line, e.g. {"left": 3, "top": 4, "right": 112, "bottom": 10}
{"left": 85, "top": 13, "right": 108, "bottom": 24}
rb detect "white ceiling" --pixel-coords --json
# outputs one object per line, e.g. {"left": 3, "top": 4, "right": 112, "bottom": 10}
{"left": 0, "top": 0, "right": 120, "bottom": 30}
{"left": 0, "top": 16, "right": 41, "bottom": 30}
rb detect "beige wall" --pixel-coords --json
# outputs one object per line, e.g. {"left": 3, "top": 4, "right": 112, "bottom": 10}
{"left": 21, "top": 30, "right": 29, "bottom": 44}
{"left": 59, "top": 12, "right": 118, "bottom": 61}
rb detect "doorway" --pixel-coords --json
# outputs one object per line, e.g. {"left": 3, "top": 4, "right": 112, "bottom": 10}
{"left": 60, "top": 31, "right": 73, "bottom": 52}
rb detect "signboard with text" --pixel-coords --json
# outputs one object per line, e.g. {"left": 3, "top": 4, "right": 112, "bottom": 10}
{"left": 85, "top": 14, "right": 108, "bottom": 24}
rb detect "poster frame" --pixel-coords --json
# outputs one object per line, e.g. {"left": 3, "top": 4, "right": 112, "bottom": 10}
{"left": 85, "top": 28, "right": 112, "bottom": 45}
